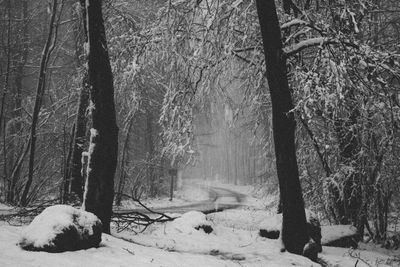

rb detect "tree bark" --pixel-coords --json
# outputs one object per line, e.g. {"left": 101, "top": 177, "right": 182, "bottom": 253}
{"left": 81, "top": 0, "right": 118, "bottom": 234}
{"left": 255, "top": 0, "right": 308, "bottom": 255}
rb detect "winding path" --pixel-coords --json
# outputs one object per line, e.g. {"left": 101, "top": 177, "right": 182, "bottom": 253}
{"left": 114, "top": 185, "right": 247, "bottom": 215}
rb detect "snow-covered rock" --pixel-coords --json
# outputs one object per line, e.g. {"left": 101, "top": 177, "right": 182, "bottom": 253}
{"left": 258, "top": 213, "right": 281, "bottom": 239}
{"left": 172, "top": 211, "right": 213, "bottom": 234}
{"left": 19, "top": 205, "right": 102, "bottom": 252}
{"left": 321, "top": 225, "right": 358, "bottom": 248}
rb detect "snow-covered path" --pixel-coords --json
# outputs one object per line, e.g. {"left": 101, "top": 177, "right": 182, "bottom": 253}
{"left": 114, "top": 186, "right": 246, "bottom": 215}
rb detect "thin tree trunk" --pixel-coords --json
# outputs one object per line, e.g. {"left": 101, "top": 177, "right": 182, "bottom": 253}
{"left": 255, "top": 0, "right": 308, "bottom": 255}
{"left": 1, "top": 0, "right": 12, "bottom": 201}
{"left": 62, "top": 124, "right": 75, "bottom": 202}
{"left": 20, "top": 0, "right": 59, "bottom": 207}
{"left": 66, "top": 0, "right": 89, "bottom": 201}
{"left": 69, "top": 73, "right": 89, "bottom": 200}
{"left": 8, "top": 0, "right": 29, "bottom": 202}
{"left": 115, "top": 116, "right": 134, "bottom": 206}
{"left": 81, "top": 0, "right": 118, "bottom": 234}
{"left": 0, "top": 0, "right": 11, "bottom": 140}
{"left": 146, "top": 110, "right": 156, "bottom": 197}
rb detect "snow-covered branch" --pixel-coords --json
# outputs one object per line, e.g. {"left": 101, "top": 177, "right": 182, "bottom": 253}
{"left": 284, "top": 37, "right": 359, "bottom": 57}
{"left": 281, "top": 19, "right": 308, "bottom": 30}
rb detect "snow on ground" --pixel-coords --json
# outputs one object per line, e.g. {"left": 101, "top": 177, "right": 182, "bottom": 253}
{"left": 0, "top": 223, "right": 243, "bottom": 267}
{"left": 320, "top": 246, "right": 399, "bottom": 267}
{"left": 209, "top": 209, "right": 399, "bottom": 267}
{"left": 0, "top": 219, "right": 317, "bottom": 267}
{"left": 114, "top": 210, "right": 318, "bottom": 267}
{"left": 1, "top": 182, "right": 399, "bottom": 266}
{"left": 208, "top": 208, "right": 273, "bottom": 231}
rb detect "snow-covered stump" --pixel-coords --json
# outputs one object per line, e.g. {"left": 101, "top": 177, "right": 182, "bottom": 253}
{"left": 19, "top": 205, "right": 102, "bottom": 252}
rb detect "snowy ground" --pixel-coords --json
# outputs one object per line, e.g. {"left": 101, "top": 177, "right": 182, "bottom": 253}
{"left": 0, "top": 181, "right": 399, "bottom": 267}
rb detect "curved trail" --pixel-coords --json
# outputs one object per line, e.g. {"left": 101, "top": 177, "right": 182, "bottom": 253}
{"left": 114, "top": 186, "right": 247, "bottom": 215}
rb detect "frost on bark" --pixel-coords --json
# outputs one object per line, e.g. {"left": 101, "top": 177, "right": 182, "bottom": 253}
{"left": 81, "top": 0, "right": 118, "bottom": 234}
{"left": 255, "top": 0, "right": 308, "bottom": 255}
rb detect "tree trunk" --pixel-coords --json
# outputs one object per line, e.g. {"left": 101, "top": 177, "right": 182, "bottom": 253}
{"left": 255, "top": 0, "right": 308, "bottom": 255}
{"left": 81, "top": 0, "right": 118, "bottom": 234}
{"left": 115, "top": 116, "right": 134, "bottom": 206}
{"left": 69, "top": 73, "right": 89, "bottom": 201}
{"left": 62, "top": 124, "right": 75, "bottom": 203}
{"left": 20, "top": 0, "right": 58, "bottom": 207}
{"left": 1, "top": 0, "right": 12, "bottom": 202}
{"left": 146, "top": 110, "right": 156, "bottom": 197}
{"left": 8, "top": 0, "right": 29, "bottom": 203}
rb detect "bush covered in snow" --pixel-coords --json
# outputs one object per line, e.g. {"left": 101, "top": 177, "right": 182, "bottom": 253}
{"left": 19, "top": 205, "right": 102, "bottom": 252}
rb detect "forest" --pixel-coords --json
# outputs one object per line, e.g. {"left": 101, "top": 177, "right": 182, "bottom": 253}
{"left": 0, "top": 0, "right": 399, "bottom": 266}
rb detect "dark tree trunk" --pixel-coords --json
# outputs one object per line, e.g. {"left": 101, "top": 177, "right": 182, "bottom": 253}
{"left": 255, "top": 0, "right": 308, "bottom": 255}
{"left": 81, "top": 0, "right": 118, "bottom": 234}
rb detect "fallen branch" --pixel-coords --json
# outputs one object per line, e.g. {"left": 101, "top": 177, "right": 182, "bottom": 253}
{"left": 112, "top": 193, "right": 175, "bottom": 233}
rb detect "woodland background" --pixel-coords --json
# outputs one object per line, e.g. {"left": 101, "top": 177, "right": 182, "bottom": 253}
{"left": 0, "top": 0, "right": 399, "bottom": 247}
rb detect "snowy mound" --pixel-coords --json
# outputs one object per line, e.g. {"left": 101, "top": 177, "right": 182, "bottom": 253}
{"left": 321, "top": 225, "right": 358, "bottom": 248}
{"left": 171, "top": 211, "right": 213, "bottom": 234}
{"left": 19, "top": 205, "right": 102, "bottom": 252}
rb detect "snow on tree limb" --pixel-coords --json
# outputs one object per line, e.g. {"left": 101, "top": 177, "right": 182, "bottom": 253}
{"left": 284, "top": 37, "right": 359, "bottom": 57}
{"left": 281, "top": 19, "right": 308, "bottom": 30}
